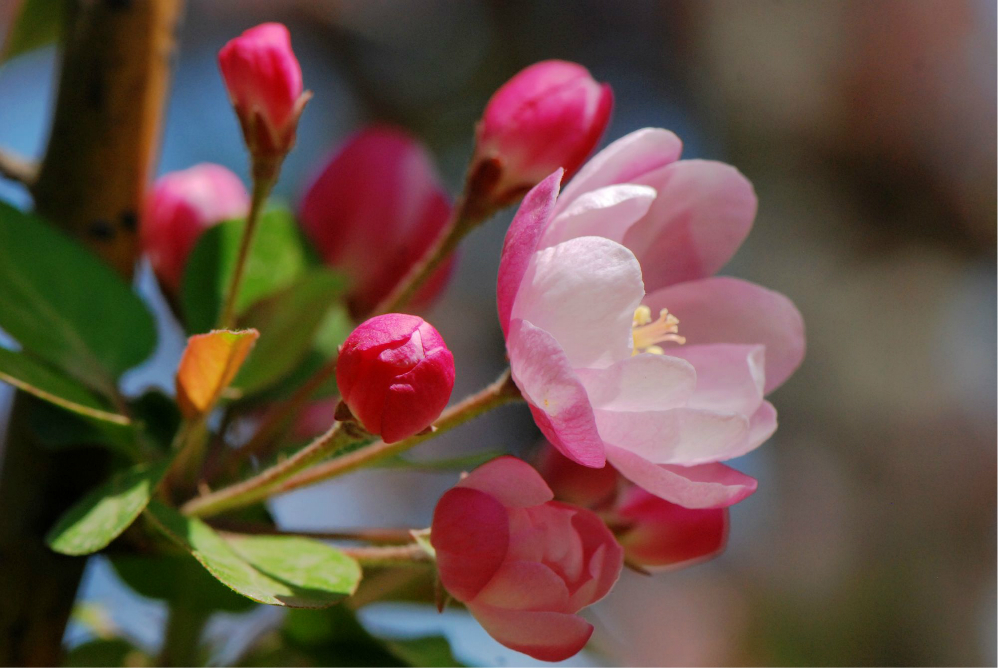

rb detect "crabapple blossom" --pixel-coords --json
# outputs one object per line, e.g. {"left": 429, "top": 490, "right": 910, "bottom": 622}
{"left": 300, "top": 127, "right": 454, "bottom": 316}
{"left": 538, "top": 445, "right": 728, "bottom": 571}
{"left": 140, "top": 163, "right": 249, "bottom": 294}
{"left": 336, "top": 314, "right": 454, "bottom": 443}
{"left": 497, "top": 128, "right": 805, "bottom": 509}
{"left": 474, "top": 60, "right": 612, "bottom": 206}
{"left": 218, "top": 23, "right": 309, "bottom": 161}
{"left": 431, "top": 456, "right": 623, "bottom": 661}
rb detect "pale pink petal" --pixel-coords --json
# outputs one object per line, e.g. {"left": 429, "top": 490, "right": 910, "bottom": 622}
{"left": 595, "top": 407, "right": 749, "bottom": 465}
{"left": 606, "top": 444, "right": 757, "bottom": 509}
{"left": 540, "top": 184, "right": 657, "bottom": 248}
{"left": 720, "top": 400, "right": 778, "bottom": 461}
{"left": 645, "top": 277, "right": 805, "bottom": 393}
{"left": 513, "top": 236, "right": 643, "bottom": 368}
{"left": 431, "top": 487, "right": 510, "bottom": 602}
{"left": 466, "top": 603, "right": 594, "bottom": 662}
{"left": 664, "top": 344, "right": 765, "bottom": 415}
{"left": 497, "top": 170, "right": 563, "bottom": 336}
{"left": 575, "top": 353, "right": 695, "bottom": 412}
{"left": 623, "top": 160, "right": 757, "bottom": 291}
{"left": 507, "top": 319, "right": 605, "bottom": 467}
{"left": 458, "top": 456, "right": 554, "bottom": 508}
{"left": 557, "top": 128, "right": 683, "bottom": 210}
{"left": 475, "top": 560, "right": 572, "bottom": 613}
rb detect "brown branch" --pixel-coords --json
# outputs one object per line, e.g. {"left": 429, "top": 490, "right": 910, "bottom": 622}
{"left": 0, "top": 1, "right": 182, "bottom": 664}
{"left": 0, "top": 147, "right": 37, "bottom": 186}
{"left": 31, "top": 0, "right": 182, "bottom": 279}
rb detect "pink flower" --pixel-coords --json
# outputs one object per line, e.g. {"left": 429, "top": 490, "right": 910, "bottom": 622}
{"left": 300, "top": 126, "right": 454, "bottom": 316}
{"left": 614, "top": 486, "right": 727, "bottom": 571}
{"left": 336, "top": 314, "right": 455, "bottom": 443}
{"left": 431, "top": 456, "right": 623, "bottom": 661}
{"left": 475, "top": 60, "right": 612, "bottom": 205}
{"left": 218, "top": 23, "right": 309, "bottom": 160}
{"left": 141, "top": 163, "right": 249, "bottom": 294}
{"left": 538, "top": 445, "right": 728, "bottom": 571}
{"left": 497, "top": 128, "right": 805, "bottom": 509}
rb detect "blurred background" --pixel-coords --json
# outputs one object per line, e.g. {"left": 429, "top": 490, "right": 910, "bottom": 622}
{"left": 0, "top": 0, "right": 995, "bottom": 665}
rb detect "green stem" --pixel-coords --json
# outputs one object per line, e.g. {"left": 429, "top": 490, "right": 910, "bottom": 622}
{"left": 340, "top": 544, "right": 431, "bottom": 568}
{"left": 208, "top": 522, "right": 416, "bottom": 545}
{"left": 211, "top": 354, "right": 339, "bottom": 482}
{"left": 158, "top": 597, "right": 208, "bottom": 666}
{"left": 216, "top": 162, "right": 276, "bottom": 330}
{"left": 185, "top": 369, "right": 520, "bottom": 518}
{"left": 252, "top": 369, "right": 521, "bottom": 510}
{"left": 370, "top": 159, "right": 500, "bottom": 316}
{"left": 181, "top": 420, "right": 371, "bottom": 518}
{"left": 163, "top": 416, "right": 209, "bottom": 497}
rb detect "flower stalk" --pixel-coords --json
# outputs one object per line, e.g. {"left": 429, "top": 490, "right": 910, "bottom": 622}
{"left": 339, "top": 544, "right": 432, "bottom": 567}
{"left": 181, "top": 417, "right": 372, "bottom": 518}
{"left": 370, "top": 158, "right": 501, "bottom": 316}
{"left": 269, "top": 368, "right": 520, "bottom": 501}
{"left": 184, "top": 369, "right": 520, "bottom": 518}
{"left": 216, "top": 162, "right": 277, "bottom": 330}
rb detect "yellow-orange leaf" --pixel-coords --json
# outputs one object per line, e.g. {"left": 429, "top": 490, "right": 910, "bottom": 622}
{"left": 176, "top": 329, "right": 259, "bottom": 419}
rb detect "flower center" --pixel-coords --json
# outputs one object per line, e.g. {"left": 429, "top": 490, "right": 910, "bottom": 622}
{"left": 632, "top": 305, "right": 685, "bottom": 355}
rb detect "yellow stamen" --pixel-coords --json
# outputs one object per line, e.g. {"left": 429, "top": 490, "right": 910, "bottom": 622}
{"left": 632, "top": 307, "right": 685, "bottom": 355}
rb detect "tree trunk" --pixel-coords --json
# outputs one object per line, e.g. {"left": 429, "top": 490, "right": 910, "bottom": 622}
{"left": 0, "top": 0, "right": 182, "bottom": 663}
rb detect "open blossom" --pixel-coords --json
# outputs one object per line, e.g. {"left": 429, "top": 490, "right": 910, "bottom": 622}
{"left": 474, "top": 60, "right": 612, "bottom": 205}
{"left": 300, "top": 126, "right": 454, "bottom": 316}
{"left": 141, "top": 163, "right": 249, "bottom": 294}
{"left": 218, "top": 23, "right": 309, "bottom": 160}
{"left": 497, "top": 128, "right": 805, "bottom": 509}
{"left": 336, "top": 314, "right": 455, "bottom": 443}
{"left": 431, "top": 456, "right": 622, "bottom": 661}
{"left": 537, "top": 445, "right": 728, "bottom": 571}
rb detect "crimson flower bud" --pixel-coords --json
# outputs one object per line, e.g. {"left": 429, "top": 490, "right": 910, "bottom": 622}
{"left": 431, "top": 456, "right": 623, "bottom": 662}
{"left": 336, "top": 314, "right": 455, "bottom": 443}
{"left": 615, "top": 486, "right": 728, "bottom": 572}
{"left": 300, "top": 126, "right": 454, "bottom": 316}
{"left": 218, "top": 23, "right": 310, "bottom": 162}
{"left": 141, "top": 163, "right": 249, "bottom": 294}
{"left": 474, "top": 60, "right": 612, "bottom": 204}
{"left": 537, "top": 444, "right": 728, "bottom": 572}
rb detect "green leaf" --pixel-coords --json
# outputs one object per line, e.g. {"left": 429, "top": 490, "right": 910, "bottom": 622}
{"left": 233, "top": 270, "right": 347, "bottom": 396}
{"left": 280, "top": 607, "right": 406, "bottom": 667}
{"left": 29, "top": 399, "right": 137, "bottom": 457}
{"left": 0, "top": 202, "right": 157, "bottom": 392}
{"left": 384, "top": 636, "right": 464, "bottom": 667}
{"left": 0, "top": 347, "right": 129, "bottom": 425}
{"left": 276, "top": 606, "right": 464, "bottom": 667}
{"left": 239, "top": 303, "right": 352, "bottom": 406}
{"left": 111, "top": 554, "right": 256, "bottom": 614}
{"left": 1, "top": 0, "right": 67, "bottom": 65}
{"left": 144, "top": 501, "right": 361, "bottom": 608}
{"left": 63, "top": 638, "right": 149, "bottom": 668}
{"left": 182, "top": 208, "right": 310, "bottom": 334}
{"left": 46, "top": 461, "right": 169, "bottom": 556}
{"left": 129, "top": 390, "right": 181, "bottom": 452}
{"left": 225, "top": 533, "right": 362, "bottom": 599}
